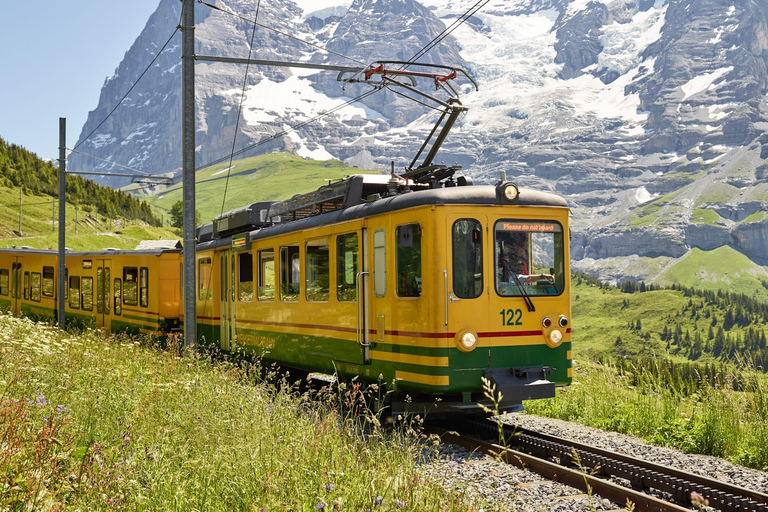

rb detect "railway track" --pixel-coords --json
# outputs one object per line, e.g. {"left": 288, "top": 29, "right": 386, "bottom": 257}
{"left": 426, "top": 419, "right": 768, "bottom": 512}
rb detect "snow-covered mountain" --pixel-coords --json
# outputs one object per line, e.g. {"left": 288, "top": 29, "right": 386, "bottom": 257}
{"left": 70, "top": 0, "right": 768, "bottom": 283}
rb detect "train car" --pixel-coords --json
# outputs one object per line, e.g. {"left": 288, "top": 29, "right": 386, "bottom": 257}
{"left": 192, "top": 173, "right": 572, "bottom": 415}
{"left": 0, "top": 247, "right": 181, "bottom": 335}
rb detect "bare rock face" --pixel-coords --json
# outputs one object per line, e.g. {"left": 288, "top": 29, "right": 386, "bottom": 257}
{"left": 70, "top": 0, "right": 768, "bottom": 283}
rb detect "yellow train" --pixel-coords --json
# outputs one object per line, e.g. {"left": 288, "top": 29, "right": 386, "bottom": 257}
{"left": 0, "top": 247, "right": 181, "bottom": 334}
{"left": 0, "top": 173, "right": 571, "bottom": 415}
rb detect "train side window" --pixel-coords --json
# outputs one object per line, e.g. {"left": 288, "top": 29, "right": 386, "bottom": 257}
{"left": 198, "top": 258, "right": 212, "bottom": 300}
{"left": 452, "top": 219, "right": 484, "bottom": 299}
{"left": 9, "top": 264, "right": 16, "bottom": 298}
{"left": 373, "top": 229, "right": 386, "bottom": 298}
{"left": 279, "top": 245, "right": 300, "bottom": 302}
{"left": 123, "top": 267, "right": 138, "bottom": 306}
{"left": 396, "top": 223, "right": 422, "bottom": 298}
{"left": 82, "top": 277, "right": 93, "bottom": 311}
{"left": 0, "top": 269, "right": 8, "bottom": 296}
{"left": 114, "top": 279, "right": 122, "bottom": 315}
{"left": 306, "top": 238, "right": 329, "bottom": 302}
{"left": 238, "top": 252, "right": 253, "bottom": 302}
{"left": 336, "top": 233, "right": 358, "bottom": 302}
{"left": 140, "top": 267, "right": 149, "bottom": 307}
{"left": 257, "top": 249, "right": 275, "bottom": 301}
{"left": 69, "top": 276, "right": 80, "bottom": 309}
{"left": 42, "top": 266, "right": 54, "bottom": 297}
{"left": 23, "top": 272, "right": 29, "bottom": 300}
{"left": 30, "top": 272, "right": 41, "bottom": 302}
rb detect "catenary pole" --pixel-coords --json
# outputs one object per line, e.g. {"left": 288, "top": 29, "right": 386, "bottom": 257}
{"left": 58, "top": 118, "right": 66, "bottom": 330}
{"left": 182, "top": 0, "right": 197, "bottom": 350}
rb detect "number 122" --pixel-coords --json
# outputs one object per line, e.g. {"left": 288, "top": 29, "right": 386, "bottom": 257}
{"left": 500, "top": 308, "right": 523, "bottom": 326}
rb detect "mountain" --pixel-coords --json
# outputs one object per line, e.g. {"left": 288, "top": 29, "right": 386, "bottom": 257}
{"left": 70, "top": 0, "right": 768, "bottom": 285}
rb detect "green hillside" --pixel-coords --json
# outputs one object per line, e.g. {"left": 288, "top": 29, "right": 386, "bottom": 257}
{"left": 139, "top": 153, "right": 378, "bottom": 223}
{"left": 655, "top": 246, "right": 768, "bottom": 298}
{"left": 572, "top": 274, "right": 768, "bottom": 369}
{"left": 0, "top": 136, "right": 160, "bottom": 226}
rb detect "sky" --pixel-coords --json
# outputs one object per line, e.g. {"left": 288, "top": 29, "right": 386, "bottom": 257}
{"left": 0, "top": 0, "right": 350, "bottom": 161}
{"left": 0, "top": 1, "right": 170, "bottom": 160}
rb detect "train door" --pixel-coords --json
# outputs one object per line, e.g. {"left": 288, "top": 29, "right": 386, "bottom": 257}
{"left": 445, "top": 215, "right": 490, "bottom": 367}
{"left": 10, "top": 256, "right": 22, "bottom": 316}
{"left": 219, "top": 249, "right": 234, "bottom": 351}
{"left": 96, "top": 259, "right": 112, "bottom": 331}
{"left": 334, "top": 229, "right": 368, "bottom": 365}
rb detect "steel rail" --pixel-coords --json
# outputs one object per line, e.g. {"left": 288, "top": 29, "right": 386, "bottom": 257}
{"left": 488, "top": 421, "right": 768, "bottom": 512}
{"left": 427, "top": 424, "right": 691, "bottom": 512}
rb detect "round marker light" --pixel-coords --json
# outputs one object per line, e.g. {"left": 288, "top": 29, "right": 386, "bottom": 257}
{"left": 549, "top": 329, "right": 563, "bottom": 346}
{"left": 456, "top": 330, "right": 478, "bottom": 352}
{"left": 559, "top": 316, "right": 569, "bottom": 328}
{"left": 542, "top": 317, "right": 552, "bottom": 328}
{"left": 503, "top": 183, "right": 519, "bottom": 201}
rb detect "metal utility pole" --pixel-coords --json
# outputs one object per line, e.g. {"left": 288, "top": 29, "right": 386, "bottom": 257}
{"left": 182, "top": 0, "right": 197, "bottom": 350}
{"left": 51, "top": 199, "right": 55, "bottom": 233}
{"left": 58, "top": 118, "right": 66, "bottom": 329}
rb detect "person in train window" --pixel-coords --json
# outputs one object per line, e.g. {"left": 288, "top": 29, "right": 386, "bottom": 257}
{"left": 499, "top": 234, "right": 529, "bottom": 281}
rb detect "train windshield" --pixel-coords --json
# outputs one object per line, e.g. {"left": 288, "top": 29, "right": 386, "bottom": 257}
{"left": 494, "top": 220, "right": 565, "bottom": 297}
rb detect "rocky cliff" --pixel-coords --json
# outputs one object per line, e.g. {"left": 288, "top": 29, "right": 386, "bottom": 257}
{"left": 70, "top": 0, "right": 768, "bottom": 283}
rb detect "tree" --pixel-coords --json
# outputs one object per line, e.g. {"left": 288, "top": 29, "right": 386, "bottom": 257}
{"left": 169, "top": 200, "right": 201, "bottom": 228}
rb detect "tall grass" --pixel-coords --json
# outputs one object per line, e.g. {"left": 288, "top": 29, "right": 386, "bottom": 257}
{"left": 525, "top": 359, "right": 768, "bottom": 470}
{"left": 0, "top": 315, "right": 477, "bottom": 511}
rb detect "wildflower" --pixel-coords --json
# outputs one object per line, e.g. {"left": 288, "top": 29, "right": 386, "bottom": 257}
{"left": 324, "top": 483, "right": 334, "bottom": 492}
{"left": 332, "top": 498, "right": 342, "bottom": 510}
{"left": 316, "top": 502, "right": 326, "bottom": 510}
{"left": 394, "top": 500, "right": 405, "bottom": 509}
{"left": 690, "top": 492, "right": 709, "bottom": 508}
{"left": 375, "top": 496, "right": 383, "bottom": 506}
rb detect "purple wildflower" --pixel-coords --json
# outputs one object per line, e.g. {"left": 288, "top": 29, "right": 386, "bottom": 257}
{"left": 394, "top": 500, "right": 405, "bottom": 509}
{"left": 324, "top": 484, "right": 334, "bottom": 492}
{"left": 375, "top": 496, "right": 383, "bottom": 506}
{"left": 316, "top": 503, "right": 326, "bottom": 510}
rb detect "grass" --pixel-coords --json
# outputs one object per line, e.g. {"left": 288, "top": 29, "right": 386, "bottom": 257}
{"left": 0, "top": 183, "right": 180, "bottom": 251}
{"left": 0, "top": 314, "right": 478, "bottom": 511}
{"left": 691, "top": 208, "right": 724, "bottom": 226}
{"left": 656, "top": 246, "right": 768, "bottom": 299}
{"left": 140, "top": 153, "right": 378, "bottom": 224}
{"left": 526, "top": 358, "right": 768, "bottom": 470}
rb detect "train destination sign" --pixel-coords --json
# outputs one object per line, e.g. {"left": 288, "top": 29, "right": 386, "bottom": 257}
{"left": 500, "top": 221, "right": 561, "bottom": 233}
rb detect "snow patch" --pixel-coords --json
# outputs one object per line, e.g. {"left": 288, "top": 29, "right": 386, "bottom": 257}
{"left": 89, "top": 134, "right": 117, "bottom": 149}
{"left": 680, "top": 67, "right": 732, "bottom": 101}
{"left": 285, "top": 127, "right": 334, "bottom": 160}
{"left": 231, "top": 75, "right": 385, "bottom": 126}
{"left": 635, "top": 187, "right": 657, "bottom": 204}
{"left": 597, "top": 3, "right": 666, "bottom": 78}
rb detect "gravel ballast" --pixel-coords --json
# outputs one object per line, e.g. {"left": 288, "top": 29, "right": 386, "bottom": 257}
{"left": 419, "top": 412, "right": 768, "bottom": 511}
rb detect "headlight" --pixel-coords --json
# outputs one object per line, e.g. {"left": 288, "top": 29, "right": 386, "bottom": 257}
{"left": 549, "top": 329, "right": 563, "bottom": 346}
{"left": 502, "top": 183, "right": 519, "bottom": 201}
{"left": 456, "top": 330, "right": 478, "bottom": 352}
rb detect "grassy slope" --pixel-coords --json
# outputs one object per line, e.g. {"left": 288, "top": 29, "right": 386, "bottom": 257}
{"left": 0, "top": 316, "right": 474, "bottom": 511}
{"left": 656, "top": 246, "right": 768, "bottom": 298}
{"left": 0, "top": 183, "right": 179, "bottom": 250}
{"left": 139, "top": 153, "right": 378, "bottom": 224}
